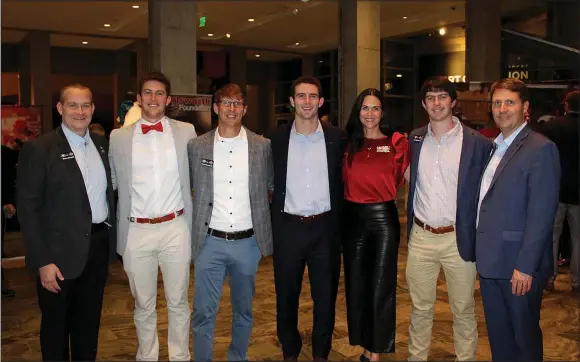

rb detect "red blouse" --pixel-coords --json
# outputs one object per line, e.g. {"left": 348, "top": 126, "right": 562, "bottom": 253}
{"left": 343, "top": 132, "right": 410, "bottom": 203}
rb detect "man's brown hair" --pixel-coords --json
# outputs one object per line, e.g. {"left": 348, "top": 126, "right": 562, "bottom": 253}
{"left": 59, "top": 84, "right": 92, "bottom": 103}
{"left": 291, "top": 76, "right": 322, "bottom": 97}
{"left": 214, "top": 83, "right": 245, "bottom": 104}
{"left": 490, "top": 78, "right": 529, "bottom": 103}
{"left": 138, "top": 71, "right": 171, "bottom": 96}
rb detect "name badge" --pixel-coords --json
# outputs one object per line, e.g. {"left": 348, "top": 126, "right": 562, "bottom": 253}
{"left": 413, "top": 135, "right": 423, "bottom": 142}
{"left": 60, "top": 152, "right": 75, "bottom": 160}
{"left": 201, "top": 158, "right": 214, "bottom": 168}
{"left": 377, "top": 145, "right": 391, "bottom": 153}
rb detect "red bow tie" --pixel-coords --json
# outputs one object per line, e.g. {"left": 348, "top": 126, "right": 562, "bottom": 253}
{"left": 141, "top": 122, "right": 163, "bottom": 134}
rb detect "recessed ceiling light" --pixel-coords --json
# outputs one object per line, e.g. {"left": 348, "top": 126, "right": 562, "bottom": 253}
{"left": 226, "top": 33, "right": 231, "bottom": 38}
{"left": 82, "top": 41, "right": 88, "bottom": 45}
{"left": 132, "top": 5, "right": 140, "bottom": 9}
{"left": 439, "top": 27, "right": 446, "bottom": 36}
{"left": 295, "top": 42, "right": 300, "bottom": 46}
{"left": 104, "top": 24, "right": 111, "bottom": 27}
{"left": 403, "top": 16, "right": 407, "bottom": 19}
{"left": 396, "top": 74, "right": 402, "bottom": 78}
{"left": 248, "top": 18, "right": 255, "bottom": 22}
{"left": 208, "top": 33, "right": 214, "bottom": 36}
{"left": 255, "top": 54, "right": 260, "bottom": 58}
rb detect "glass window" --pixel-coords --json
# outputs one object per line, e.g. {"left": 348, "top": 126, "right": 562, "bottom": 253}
{"left": 276, "top": 59, "right": 302, "bottom": 82}
{"left": 383, "top": 98, "right": 414, "bottom": 133}
{"left": 383, "top": 69, "right": 415, "bottom": 96}
{"left": 382, "top": 41, "right": 414, "bottom": 69}
{"left": 314, "top": 52, "right": 332, "bottom": 76}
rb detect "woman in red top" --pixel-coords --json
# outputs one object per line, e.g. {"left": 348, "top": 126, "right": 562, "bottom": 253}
{"left": 342, "top": 88, "right": 409, "bottom": 361}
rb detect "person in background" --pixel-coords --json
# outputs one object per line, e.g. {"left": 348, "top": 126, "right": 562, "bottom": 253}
{"left": 536, "top": 90, "right": 579, "bottom": 293}
{"left": 342, "top": 88, "right": 409, "bottom": 361}
{"left": 117, "top": 91, "right": 142, "bottom": 128}
{"left": 89, "top": 123, "right": 106, "bottom": 137}
{"left": 17, "top": 84, "right": 116, "bottom": 361}
{"left": 476, "top": 78, "right": 560, "bottom": 361}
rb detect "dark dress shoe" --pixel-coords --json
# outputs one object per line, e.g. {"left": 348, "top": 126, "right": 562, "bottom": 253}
{"left": 360, "top": 355, "right": 370, "bottom": 362}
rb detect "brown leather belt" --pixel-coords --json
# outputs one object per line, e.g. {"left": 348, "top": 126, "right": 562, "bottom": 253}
{"left": 283, "top": 211, "right": 330, "bottom": 223}
{"left": 207, "top": 228, "right": 254, "bottom": 241}
{"left": 130, "top": 209, "right": 184, "bottom": 224}
{"left": 414, "top": 216, "right": 455, "bottom": 235}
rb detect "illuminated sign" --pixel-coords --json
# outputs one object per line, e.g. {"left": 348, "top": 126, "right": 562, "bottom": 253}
{"left": 508, "top": 70, "right": 528, "bottom": 80}
{"left": 447, "top": 75, "right": 467, "bottom": 83}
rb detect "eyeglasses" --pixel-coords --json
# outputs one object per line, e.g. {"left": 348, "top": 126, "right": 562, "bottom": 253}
{"left": 218, "top": 100, "right": 245, "bottom": 108}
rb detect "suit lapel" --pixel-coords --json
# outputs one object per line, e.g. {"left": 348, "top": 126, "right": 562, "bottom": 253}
{"left": 56, "top": 127, "right": 89, "bottom": 202}
{"left": 280, "top": 123, "right": 292, "bottom": 196}
{"left": 247, "top": 128, "right": 259, "bottom": 207}
{"left": 488, "top": 125, "right": 532, "bottom": 191}
{"left": 123, "top": 123, "right": 136, "bottom": 191}
{"left": 457, "top": 126, "right": 476, "bottom": 199}
{"left": 321, "top": 122, "right": 335, "bottom": 181}
{"left": 410, "top": 127, "right": 428, "bottom": 192}
{"left": 201, "top": 130, "right": 215, "bottom": 202}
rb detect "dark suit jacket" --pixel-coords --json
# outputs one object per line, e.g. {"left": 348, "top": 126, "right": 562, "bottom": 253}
{"left": 476, "top": 125, "right": 560, "bottom": 280}
{"left": 536, "top": 113, "right": 579, "bottom": 205}
{"left": 17, "top": 127, "right": 116, "bottom": 279}
{"left": 407, "top": 124, "right": 493, "bottom": 262}
{"left": 267, "top": 121, "right": 346, "bottom": 242}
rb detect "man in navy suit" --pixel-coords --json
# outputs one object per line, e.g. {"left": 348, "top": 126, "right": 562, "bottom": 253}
{"left": 476, "top": 78, "right": 560, "bottom": 361}
{"left": 406, "top": 77, "right": 492, "bottom": 361}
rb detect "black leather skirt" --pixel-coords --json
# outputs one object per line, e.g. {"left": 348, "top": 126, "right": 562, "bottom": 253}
{"left": 342, "top": 200, "right": 400, "bottom": 353}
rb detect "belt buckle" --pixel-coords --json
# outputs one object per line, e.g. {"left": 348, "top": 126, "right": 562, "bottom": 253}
{"left": 224, "top": 232, "right": 231, "bottom": 241}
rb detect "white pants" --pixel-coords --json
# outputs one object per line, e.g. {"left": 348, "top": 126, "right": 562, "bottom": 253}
{"left": 123, "top": 216, "right": 191, "bottom": 361}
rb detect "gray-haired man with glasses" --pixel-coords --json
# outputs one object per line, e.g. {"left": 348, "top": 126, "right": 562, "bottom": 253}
{"left": 188, "top": 83, "right": 274, "bottom": 361}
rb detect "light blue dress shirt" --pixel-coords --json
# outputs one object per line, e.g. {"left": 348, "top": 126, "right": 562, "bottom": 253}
{"left": 62, "top": 124, "right": 109, "bottom": 223}
{"left": 477, "top": 121, "right": 528, "bottom": 226}
{"left": 284, "top": 121, "right": 331, "bottom": 217}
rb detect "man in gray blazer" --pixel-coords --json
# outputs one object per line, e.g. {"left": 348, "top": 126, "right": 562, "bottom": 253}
{"left": 109, "top": 72, "right": 196, "bottom": 361}
{"left": 188, "top": 83, "right": 273, "bottom": 362}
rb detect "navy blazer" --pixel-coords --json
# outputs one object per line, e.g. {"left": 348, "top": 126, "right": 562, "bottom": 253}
{"left": 407, "top": 124, "right": 493, "bottom": 262}
{"left": 476, "top": 125, "right": 560, "bottom": 280}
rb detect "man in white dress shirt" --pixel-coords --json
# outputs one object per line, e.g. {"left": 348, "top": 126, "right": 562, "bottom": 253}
{"left": 188, "top": 84, "right": 273, "bottom": 361}
{"left": 109, "top": 72, "right": 197, "bottom": 361}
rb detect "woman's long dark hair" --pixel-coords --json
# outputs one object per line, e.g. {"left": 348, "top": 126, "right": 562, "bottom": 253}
{"left": 345, "top": 88, "right": 393, "bottom": 166}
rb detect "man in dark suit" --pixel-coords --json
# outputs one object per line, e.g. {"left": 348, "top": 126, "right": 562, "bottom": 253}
{"left": 536, "top": 90, "right": 579, "bottom": 293}
{"left": 405, "top": 77, "right": 492, "bottom": 361}
{"left": 476, "top": 78, "right": 560, "bottom": 361}
{"left": 17, "top": 84, "right": 116, "bottom": 361}
{"left": 268, "top": 76, "right": 346, "bottom": 360}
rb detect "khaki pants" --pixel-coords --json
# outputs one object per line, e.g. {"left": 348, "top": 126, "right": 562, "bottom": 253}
{"left": 406, "top": 223, "right": 477, "bottom": 361}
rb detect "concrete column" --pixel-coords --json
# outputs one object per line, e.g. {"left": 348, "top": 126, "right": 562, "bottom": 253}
{"left": 135, "top": 39, "right": 150, "bottom": 86}
{"left": 466, "top": 0, "right": 501, "bottom": 83}
{"left": 302, "top": 54, "right": 315, "bottom": 76}
{"left": 339, "top": 0, "right": 381, "bottom": 128}
{"left": 27, "top": 31, "right": 52, "bottom": 133}
{"left": 229, "top": 48, "right": 247, "bottom": 91}
{"left": 114, "top": 51, "right": 132, "bottom": 127}
{"left": 148, "top": 0, "right": 197, "bottom": 95}
{"left": 547, "top": 0, "right": 580, "bottom": 49}
{"left": 18, "top": 41, "right": 31, "bottom": 106}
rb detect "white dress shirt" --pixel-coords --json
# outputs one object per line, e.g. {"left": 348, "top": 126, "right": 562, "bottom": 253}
{"left": 477, "top": 122, "right": 528, "bottom": 226}
{"left": 209, "top": 127, "right": 253, "bottom": 231}
{"left": 413, "top": 117, "right": 463, "bottom": 227}
{"left": 62, "top": 123, "right": 108, "bottom": 223}
{"left": 131, "top": 117, "right": 184, "bottom": 218}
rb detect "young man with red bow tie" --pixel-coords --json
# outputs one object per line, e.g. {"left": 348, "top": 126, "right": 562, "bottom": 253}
{"left": 109, "top": 71, "right": 197, "bottom": 361}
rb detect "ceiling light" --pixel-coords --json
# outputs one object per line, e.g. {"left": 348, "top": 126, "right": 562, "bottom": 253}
{"left": 248, "top": 18, "right": 255, "bottom": 22}
{"left": 103, "top": 24, "right": 111, "bottom": 27}
{"left": 82, "top": 41, "right": 88, "bottom": 45}
{"left": 255, "top": 54, "right": 260, "bottom": 58}
{"left": 295, "top": 42, "right": 300, "bottom": 46}
{"left": 132, "top": 5, "right": 140, "bottom": 9}
{"left": 208, "top": 33, "right": 214, "bottom": 36}
{"left": 319, "top": 60, "right": 323, "bottom": 63}
{"left": 439, "top": 27, "right": 446, "bottom": 36}
{"left": 396, "top": 74, "right": 402, "bottom": 78}
{"left": 403, "top": 16, "right": 407, "bottom": 19}
{"left": 226, "top": 33, "right": 231, "bottom": 38}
